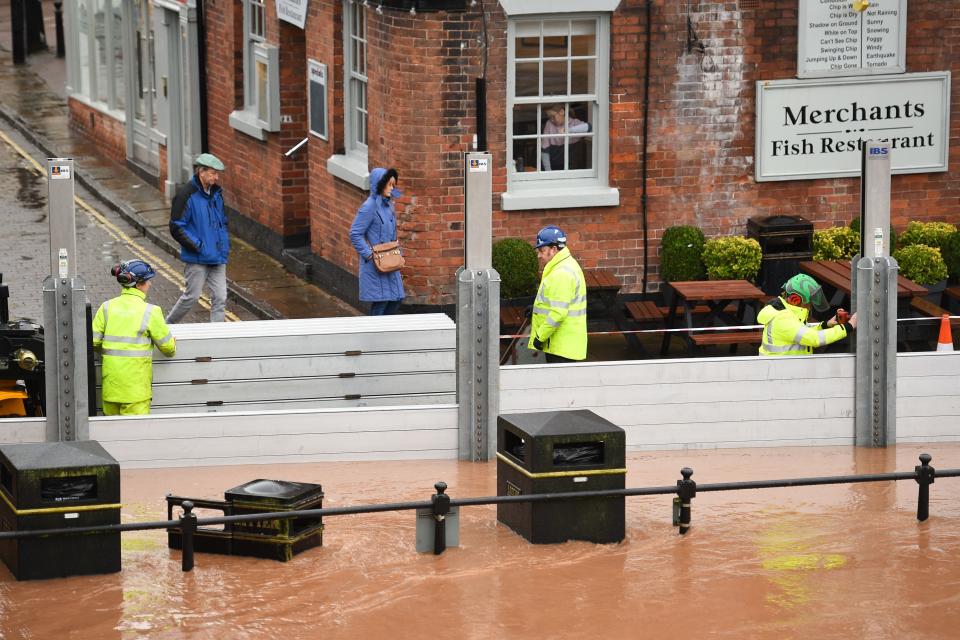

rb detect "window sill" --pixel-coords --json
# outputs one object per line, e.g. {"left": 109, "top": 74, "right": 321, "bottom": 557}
{"left": 501, "top": 185, "right": 619, "bottom": 211}
{"left": 327, "top": 154, "right": 370, "bottom": 190}
{"left": 499, "top": 0, "right": 621, "bottom": 15}
{"left": 229, "top": 110, "right": 268, "bottom": 141}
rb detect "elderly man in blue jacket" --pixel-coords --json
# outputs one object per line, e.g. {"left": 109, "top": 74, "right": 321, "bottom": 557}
{"left": 166, "top": 153, "right": 230, "bottom": 323}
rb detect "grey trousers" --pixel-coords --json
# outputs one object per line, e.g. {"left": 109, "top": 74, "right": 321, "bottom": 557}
{"left": 166, "top": 263, "right": 227, "bottom": 323}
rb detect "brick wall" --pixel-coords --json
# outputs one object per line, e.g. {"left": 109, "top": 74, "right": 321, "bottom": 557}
{"left": 200, "top": 0, "right": 960, "bottom": 303}
{"left": 67, "top": 98, "right": 126, "bottom": 165}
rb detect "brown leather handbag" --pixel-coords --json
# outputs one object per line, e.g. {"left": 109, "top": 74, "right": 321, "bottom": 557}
{"left": 370, "top": 240, "right": 405, "bottom": 273}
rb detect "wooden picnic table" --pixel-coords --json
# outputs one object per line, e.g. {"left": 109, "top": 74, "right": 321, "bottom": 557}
{"left": 799, "top": 260, "right": 927, "bottom": 302}
{"left": 659, "top": 279, "right": 769, "bottom": 356}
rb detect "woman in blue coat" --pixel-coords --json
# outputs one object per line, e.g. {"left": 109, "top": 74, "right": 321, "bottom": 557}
{"left": 349, "top": 167, "right": 405, "bottom": 315}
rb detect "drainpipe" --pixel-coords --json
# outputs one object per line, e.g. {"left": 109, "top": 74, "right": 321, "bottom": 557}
{"left": 640, "top": 0, "right": 652, "bottom": 294}
{"left": 196, "top": 0, "right": 209, "bottom": 152}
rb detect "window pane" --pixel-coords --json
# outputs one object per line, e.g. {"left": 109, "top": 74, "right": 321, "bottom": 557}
{"left": 77, "top": 0, "right": 90, "bottom": 96}
{"left": 511, "top": 138, "right": 539, "bottom": 174}
{"left": 357, "top": 38, "right": 366, "bottom": 76}
{"left": 252, "top": 0, "right": 265, "bottom": 38}
{"left": 542, "top": 60, "right": 567, "bottom": 96}
{"left": 571, "top": 59, "right": 594, "bottom": 95}
{"left": 112, "top": 3, "right": 124, "bottom": 109}
{"left": 515, "top": 62, "right": 539, "bottom": 97}
{"left": 568, "top": 136, "right": 593, "bottom": 170}
{"left": 95, "top": 0, "right": 108, "bottom": 102}
{"left": 571, "top": 20, "right": 596, "bottom": 56}
{"left": 256, "top": 58, "right": 268, "bottom": 121}
{"left": 515, "top": 36, "right": 539, "bottom": 59}
{"left": 512, "top": 103, "right": 539, "bottom": 136}
{"left": 567, "top": 102, "right": 592, "bottom": 133}
{"left": 542, "top": 34, "right": 568, "bottom": 58}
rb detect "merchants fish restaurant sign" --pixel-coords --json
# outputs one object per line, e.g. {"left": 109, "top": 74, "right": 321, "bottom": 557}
{"left": 755, "top": 72, "right": 950, "bottom": 182}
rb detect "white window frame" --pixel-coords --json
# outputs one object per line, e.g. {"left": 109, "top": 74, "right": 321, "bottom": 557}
{"left": 66, "top": 0, "right": 126, "bottom": 120}
{"left": 229, "top": 0, "right": 280, "bottom": 140}
{"left": 327, "top": 0, "right": 370, "bottom": 190}
{"left": 503, "top": 12, "right": 618, "bottom": 211}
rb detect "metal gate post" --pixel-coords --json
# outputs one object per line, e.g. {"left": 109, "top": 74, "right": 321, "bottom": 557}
{"left": 457, "top": 152, "right": 499, "bottom": 461}
{"left": 42, "top": 158, "right": 89, "bottom": 441}
{"left": 853, "top": 141, "right": 896, "bottom": 447}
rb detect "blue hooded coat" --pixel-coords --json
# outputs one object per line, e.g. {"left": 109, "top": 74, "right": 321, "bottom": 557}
{"left": 169, "top": 175, "right": 230, "bottom": 265}
{"left": 349, "top": 168, "right": 405, "bottom": 302}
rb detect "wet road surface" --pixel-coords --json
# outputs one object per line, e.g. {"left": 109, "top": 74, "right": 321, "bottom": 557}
{"left": 0, "top": 120, "right": 259, "bottom": 323}
{"left": 1, "top": 444, "right": 958, "bottom": 638}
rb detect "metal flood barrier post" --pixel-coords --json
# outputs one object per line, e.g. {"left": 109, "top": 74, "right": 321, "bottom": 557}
{"left": 42, "top": 158, "right": 89, "bottom": 441}
{"left": 853, "top": 141, "right": 896, "bottom": 447}
{"left": 0, "top": 454, "right": 955, "bottom": 573}
{"left": 457, "top": 152, "right": 500, "bottom": 461}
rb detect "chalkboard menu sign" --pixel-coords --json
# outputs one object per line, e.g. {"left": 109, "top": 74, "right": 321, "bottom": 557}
{"left": 798, "top": 0, "right": 906, "bottom": 78}
{"left": 309, "top": 60, "right": 328, "bottom": 140}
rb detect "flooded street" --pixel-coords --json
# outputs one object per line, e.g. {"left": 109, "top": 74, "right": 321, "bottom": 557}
{"left": 1, "top": 444, "right": 959, "bottom": 639}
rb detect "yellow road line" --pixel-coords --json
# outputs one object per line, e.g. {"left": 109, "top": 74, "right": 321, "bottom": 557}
{"left": 0, "top": 128, "right": 240, "bottom": 321}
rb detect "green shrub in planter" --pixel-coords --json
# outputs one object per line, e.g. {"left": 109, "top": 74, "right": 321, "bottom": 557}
{"left": 897, "top": 221, "right": 957, "bottom": 250}
{"left": 940, "top": 230, "right": 960, "bottom": 283}
{"left": 849, "top": 217, "right": 896, "bottom": 253}
{"left": 660, "top": 226, "right": 706, "bottom": 281}
{"left": 492, "top": 237, "right": 540, "bottom": 299}
{"left": 892, "top": 244, "right": 948, "bottom": 286}
{"left": 813, "top": 227, "right": 860, "bottom": 261}
{"left": 702, "top": 236, "right": 762, "bottom": 281}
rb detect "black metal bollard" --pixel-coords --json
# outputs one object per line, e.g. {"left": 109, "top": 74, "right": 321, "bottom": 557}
{"left": 180, "top": 500, "right": 197, "bottom": 571}
{"left": 915, "top": 453, "right": 935, "bottom": 522}
{"left": 54, "top": 1, "right": 65, "bottom": 58}
{"left": 431, "top": 481, "right": 450, "bottom": 555}
{"left": 676, "top": 467, "right": 696, "bottom": 535}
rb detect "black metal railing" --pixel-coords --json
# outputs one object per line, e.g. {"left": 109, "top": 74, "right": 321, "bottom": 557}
{"left": 0, "top": 454, "right": 956, "bottom": 572}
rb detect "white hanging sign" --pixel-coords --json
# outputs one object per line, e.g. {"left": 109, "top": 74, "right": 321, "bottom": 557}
{"left": 276, "top": 0, "right": 308, "bottom": 29}
{"left": 798, "top": 0, "right": 906, "bottom": 78}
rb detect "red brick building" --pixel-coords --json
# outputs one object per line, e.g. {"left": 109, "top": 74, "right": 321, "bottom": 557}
{"left": 66, "top": 0, "right": 959, "bottom": 307}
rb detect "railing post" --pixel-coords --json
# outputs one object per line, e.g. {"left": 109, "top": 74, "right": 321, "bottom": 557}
{"left": 180, "top": 500, "right": 196, "bottom": 571}
{"left": 676, "top": 467, "right": 696, "bottom": 535}
{"left": 915, "top": 453, "right": 935, "bottom": 522}
{"left": 431, "top": 481, "right": 450, "bottom": 555}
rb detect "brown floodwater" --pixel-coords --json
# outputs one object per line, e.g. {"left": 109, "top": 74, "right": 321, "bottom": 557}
{"left": 2, "top": 444, "right": 959, "bottom": 639}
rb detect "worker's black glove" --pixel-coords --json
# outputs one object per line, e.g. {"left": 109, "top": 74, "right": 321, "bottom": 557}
{"left": 523, "top": 305, "right": 533, "bottom": 319}
{"left": 532, "top": 337, "right": 544, "bottom": 350}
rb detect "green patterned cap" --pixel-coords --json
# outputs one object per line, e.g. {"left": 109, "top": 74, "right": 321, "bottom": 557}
{"left": 783, "top": 274, "right": 828, "bottom": 312}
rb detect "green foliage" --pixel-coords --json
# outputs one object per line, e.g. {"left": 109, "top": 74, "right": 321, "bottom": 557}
{"left": 492, "top": 237, "right": 539, "bottom": 298}
{"left": 892, "top": 244, "right": 948, "bottom": 285}
{"left": 849, "top": 218, "right": 897, "bottom": 253}
{"left": 939, "top": 230, "right": 960, "bottom": 284}
{"left": 813, "top": 227, "right": 860, "bottom": 261}
{"left": 702, "top": 236, "right": 762, "bottom": 281}
{"left": 897, "top": 221, "right": 957, "bottom": 250}
{"left": 660, "top": 226, "right": 706, "bottom": 282}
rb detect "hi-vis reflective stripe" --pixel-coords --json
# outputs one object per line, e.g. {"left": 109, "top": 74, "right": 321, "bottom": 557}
{"left": 155, "top": 333, "right": 173, "bottom": 346}
{"left": 0, "top": 489, "right": 121, "bottom": 516}
{"left": 101, "top": 348, "right": 153, "bottom": 358}
{"left": 92, "top": 331, "right": 104, "bottom": 341}
{"left": 140, "top": 305, "right": 154, "bottom": 335}
{"left": 102, "top": 334, "right": 151, "bottom": 345}
{"left": 496, "top": 452, "right": 626, "bottom": 479}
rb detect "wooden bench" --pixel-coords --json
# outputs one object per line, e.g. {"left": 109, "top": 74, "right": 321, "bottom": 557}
{"left": 500, "top": 306, "right": 527, "bottom": 333}
{"left": 690, "top": 330, "right": 762, "bottom": 347}
{"left": 624, "top": 301, "right": 740, "bottom": 324}
{"left": 910, "top": 296, "right": 951, "bottom": 318}
{"left": 946, "top": 286, "right": 960, "bottom": 303}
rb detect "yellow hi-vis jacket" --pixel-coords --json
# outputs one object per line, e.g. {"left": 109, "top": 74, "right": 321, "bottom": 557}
{"left": 757, "top": 297, "right": 849, "bottom": 356}
{"left": 528, "top": 247, "right": 587, "bottom": 360}
{"left": 92, "top": 287, "right": 176, "bottom": 404}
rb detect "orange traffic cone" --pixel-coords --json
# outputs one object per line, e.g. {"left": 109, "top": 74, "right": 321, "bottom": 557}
{"left": 937, "top": 314, "right": 954, "bottom": 352}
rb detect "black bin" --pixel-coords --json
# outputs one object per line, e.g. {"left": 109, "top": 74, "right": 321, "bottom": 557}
{"left": 497, "top": 410, "right": 625, "bottom": 544}
{"left": 747, "top": 214, "right": 814, "bottom": 296}
{"left": 0, "top": 441, "right": 120, "bottom": 580}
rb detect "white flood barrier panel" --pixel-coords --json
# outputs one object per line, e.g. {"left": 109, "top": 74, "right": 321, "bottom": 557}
{"left": 95, "top": 314, "right": 457, "bottom": 413}
{"left": 501, "top": 352, "right": 960, "bottom": 450}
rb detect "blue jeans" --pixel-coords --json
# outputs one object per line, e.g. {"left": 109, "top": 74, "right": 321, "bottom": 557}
{"left": 369, "top": 300, "right": 401, "bottom": 316}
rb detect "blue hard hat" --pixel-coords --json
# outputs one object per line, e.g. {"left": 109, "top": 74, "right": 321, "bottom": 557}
{"left": 112, "top": 260, "right": 157, "bottom": 287}
{"left": 535, "top": 225, "right": 567, "bottom": 249}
